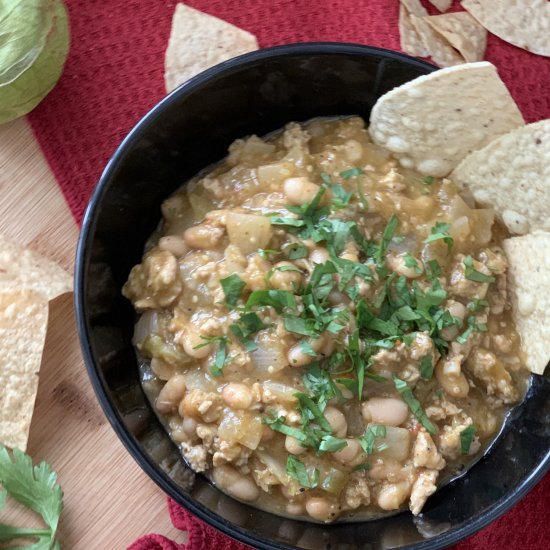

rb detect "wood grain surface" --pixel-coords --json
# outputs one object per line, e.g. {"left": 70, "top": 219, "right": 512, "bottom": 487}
{"left": 0, "top": 118, "right": 183, "bottom": 548}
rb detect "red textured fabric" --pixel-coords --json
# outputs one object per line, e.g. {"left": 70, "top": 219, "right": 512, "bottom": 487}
{"left": 25, "top": 1, "right": 550, "bottom": 548}
{"left": 28, "top": 0, "right": 550, "bottom": 223}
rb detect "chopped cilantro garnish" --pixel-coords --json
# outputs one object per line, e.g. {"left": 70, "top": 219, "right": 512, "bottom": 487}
{"left": 359, "top": 425, "right": 387, "bottom": 454}
{"left": 404, "top": 253, "right": 422, "bottom": 274}
{"left": 426, "top": 259, "right": 442, "bottom": 279}
{"left": 330, "top": 184, "right": 352, "bottom": 210}
{"left": 229, "top": 312, "right": 265, "bottom": 351}
{"left": 270, "top": 216, "right": 305, "bottom": 228}
{"left": 377, "top": 214, "right": 399, "bottom": 264}
{"left": 467, "top": 298, "right": 489, "bottom": 312}
{"left": 456, "top": 315, "right": 488, "bottom": 344}
{"left": 263, "top": 413, "right": 309, "bottom": 442}
{"left": 422, "top": 176, "right": 434, "bottom": 185}
{"left": 424, "top": 222, "right": 454, "bottom": 252}
{"left": 284, "top": 315, "right": 317, "bottom": 337}
{"left": 463, "top": 256, "right": 496, "bottom": 283}
{"left": 295, "top": 393, "right": 332, "bottom": 432}
{"left": 420, "top": 355, "right": 434, "bottom": 380}
{"left": 340, "top": 167, "right": 364, "bottom": 179}
{"left": 354, "top": 462, "right": 371, "bottom": 471}
{"left": 460, "top": 425, "right": 478, "bottom": 455}
{"left": 258, "top": 248, "right": 280, "bottom": 260}
{"left": 246, "top": 290, "right": 296, "bottom": 312}
{"left": 282, "top": 242, "right": 308, "bottom": 260}
{"left": 393, "top": 377, "right": 438, "bottom": 435}
{"left": 299, "top": 340, "right": 318, "bottom": 358}
{"left": 318, "top": 435, "right": 348, "bottom": 453}
{"left": 220, "top": 274, "right": 245, "bottom": 307}
{"left": 194, "top": 335, "right": 229, "bottom": 377}
{"left": 286, "top": 455, "right": 319, "bottom": 488}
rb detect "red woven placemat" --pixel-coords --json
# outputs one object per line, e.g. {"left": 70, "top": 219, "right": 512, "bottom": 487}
{"left": 26, "top": 1, "right": 550, "bottom": 548}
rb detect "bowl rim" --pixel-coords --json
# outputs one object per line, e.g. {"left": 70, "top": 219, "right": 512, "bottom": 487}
{"left": 74, "top": 41, "right": 550, "bottom": 550}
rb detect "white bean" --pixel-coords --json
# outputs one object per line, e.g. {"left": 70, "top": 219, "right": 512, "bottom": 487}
{"left": 305, "top": 497, "right": 335, "bottom": 522}
{"left": 344, "top": 139, "right": 363, "bottom": 162}
{"left": 212, "top": 465, "right": 259, "bottom": 502}
{"left": 324, "top": 406, "right": 347, "bottom": 438}
{"left": 156, "top": 375, "right": 186, "bottom": 414}
{"left": 285, "top": 435, "right": 307, "bottom": 455}
{"left": 283, "top": 177, "right": 321, "bottom": 205}
{"left": 270, "top": 261, "right": 302, "bottom": 291}
{"left": 332, "top": 439, "right": 361, "bottom": 464}
{"left": 441, "top": 300, "right": 467, "bottom": 341}
{"left": 362, "top": 397, "right": 409, "bottom": 426}
{"left": 435, "top": 361, "right": 469, "bottom": 398}
{"left": 288, "top": 343, "right": 315, "bottom": 367}
{"left": 182, "top": 328, "right": 212, "bottom": 358}
{"left": 222, "top": 383, "right": 253, "bottom": 410}
{"left": 286, "top": 502, "right": 305, "bottom": 516}
{"left": 183, "top": 224, "right": 223, "bottom": 249}
{"left": 158, "top": 235, "right": 189, "bottom": 257}
{"left": 309, "top": 247, "right": 330, "bottom": 265}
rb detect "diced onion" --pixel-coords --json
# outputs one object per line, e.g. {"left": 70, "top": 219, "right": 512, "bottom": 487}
{"left": 133, "top": 311, "right": 159, "bottom": 346}
{"left": 218, "top": 411, "right": 263, "bottom": 450}
{"left": 262, "top": 381, "right": 298, "bottom": 403}
{"left": 226, "top": 212, "right": 272, "bottom": 255}
{"left": 374, "top": 426, "right": 411, "bottom": 461}
{"left": 250, "top": 332, "right": 289, "bottom": 376}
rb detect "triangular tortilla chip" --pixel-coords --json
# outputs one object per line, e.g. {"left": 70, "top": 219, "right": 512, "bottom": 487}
{"left": 425, "top": 12, "right": 487, "bottom": 62}
{"left": 452, "top": 120, "right": 550, "bottom": 235}
{"left": 0, "top": 234, "right": 72, "bottom": 301}
{"left": 429, "top": 0, "right": 452, "bottom": 12}
{"left": 462, "top": 0, "right": 550, "bottom": 57}
{"left": 503, "top": 232, "right": 550, "bottom": 375}
{"left": 368, "top": 62, "right": 524, "bottom": 177}
{"left": 0, "top": 290, "right": 49, "bottom": 450}
{"left": 399, "top": 3, "right": 429, "bottom": 57}
{"left": 410, "top": 13, "right": 464, "bottom": 67}
{"left": 164, "top": 3, "right": 258, "bottom": 93}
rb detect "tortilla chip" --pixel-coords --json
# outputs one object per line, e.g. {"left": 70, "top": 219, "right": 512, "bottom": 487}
{"left": 429, "top": 0, "right": 452, "bottom": 11}
{"left": 503, "top": 232, "right": 550, "bottom": 375}
{"left": 452, "top": 120, "right": 550, "bottom": 235}
{"left": 0, "top": 234, "right": 72, "bottom": 301}
{"left": 462, "top": 0, "right": 550, "bottom": 57}
{"left": 0, "top": 290, "right": 49, "bottom": 450}
{"left": 410, "top": 13, "right": 464, "bottom": 67}
{"left": 164, "top": 3, "right": 259, "bottom": 93}
{"left": 368, "top": 62, "right": 525, "bottom": 177}
{"left": 425, "top": 12, "right": 487, "bottom": 62}
{"left": 399, "top": 3, "right": 429, "bottom": 57}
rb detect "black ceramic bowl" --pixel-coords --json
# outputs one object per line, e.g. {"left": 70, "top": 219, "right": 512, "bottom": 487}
{"left": 75, "top": 43, "right": 550, "bottom": 550}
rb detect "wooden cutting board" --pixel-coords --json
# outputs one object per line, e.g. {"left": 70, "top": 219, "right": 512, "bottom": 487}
{"left": 0, "top": 118, "right": 184, "bottom": 548}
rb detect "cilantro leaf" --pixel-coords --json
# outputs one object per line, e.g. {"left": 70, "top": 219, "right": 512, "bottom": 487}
{"left": 270, "top": 216, "right": 305, "bottom": 228}
{"left": 377, "top": 214, "right": 399, "bottom": 264}
{"left": 282, "top": 242, "right": 308, "bottom": 260}
{"left": 0, "top": 446, "right": 63, "bottom": 548}
{"left": 220, "top": 274, "right": 246, "bottom": 307}
{"left": 420, "top": 355, "right": 434, "bottom": 380}
{"left": 258, "top": 248, "right": 280, "bottom": 260}
{"left": 393, "top": 377, "right": 438, "bottom": 435}
{"left": 284, "top": 315, "right": 317, "bottom": 337}
{"left": 209, "top": 336, "right": 229, "bottom": 377}
{"left": 330, "top": 184, "right": 352, "bottom": 210}
{"left": 286, "top": 455, "right": 319, "bottom": 489}
{"left": 340, "top": 167, "right": 364, "bottom": 179}
{"left": 460, "top": 425, "right": 478, "bottom": 454}
{"left": 318, "top": 435, "right": 348, "bottom": 453}
{"left": 424, "top": 222, "right": 454, "bottom": 252}
{"left": 229, "top": 312, "right": 265, "bottom": 351}
{"left": 422, "top": 176, "right": 434, "bottom": 185}
{"left": 359, "top": 425, "right": 387, "bottom": 454}
{"left": 463, "top": 256, "right": 496, "bottom": 283}
{"left": 467, "top": 298, "right": 489, "bottom": 312}
{"left": 403, "top": 253, "right": 422, "bottom": 274}
{"left": 246, "top": 290, "right": 296, "bottom": 312}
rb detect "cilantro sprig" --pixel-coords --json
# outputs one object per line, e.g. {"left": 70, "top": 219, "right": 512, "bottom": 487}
{"left": 463, "top": 256, "right": 496, "bottom": 284}
{"left": 424, "top": 222, "right": 454, "bottom": 252}
{"left": 0, "top": 446, "right": 63, "bottom": 549}
{"left": 393, "top": 377, "right": 438, "bottom": 435}
{"left": 359, "top": 425, "right": 387, "bottom": 454}
{"left": 460, "top": 425, "right": 478, "bottom": 454}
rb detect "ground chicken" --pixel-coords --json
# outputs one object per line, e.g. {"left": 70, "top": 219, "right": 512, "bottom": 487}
{"left": 409, "top": 469, "right": 439, "bottom": 515}
{"left": 449, "top": 254, "right": 490, "bottom": 300}
{"left": 180, "top": 442, "right": 209, "bottom": 472}
{"left": 341, "top": 472, "right": 371, "bottom": 510}
{"left": 413, "top": 431, "right": 446, "bottom": 470}
{"left": 425, "top": 398, "right": 462, "bottom": 421}
{"left": 466, "top": 348, "right": 518, "bottom": 404}
{"left": 122, "top": 249, "right": 182, "bottom": 309}
{"left": 180, "top": 389, "right": 223, "bottom": 423}
{"left": 438, "top": 413, "right": 481, "bottom": 461}
{"left": 252, "top": 467, "right": 281, "bottom": 492}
